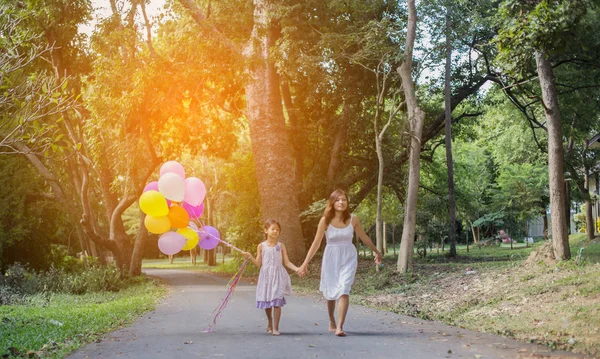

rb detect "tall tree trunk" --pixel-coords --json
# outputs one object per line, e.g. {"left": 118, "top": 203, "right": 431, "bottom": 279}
{"left": 396, "top": 0, "right": 425, "bottom": 273}
{"left": 327, "top": 126, "right": 347, "bottom": 188}
{"left": 373, "top": 62, "right": 394, "bottom": 262}
{"left": 535, "top": 50, "right": 570, "bottom": 260}
{"left": 584, "top": 171, "right": 594, "bottom": 241}
{"left": 129, "top": 211, "right": 148, "bottom": 275}
{"left": 470, "top": 223, "right": 479, "bottom": 245}
{"left": 565, "top": 181, "right": 571, "bottom": 234}
{"left": 542, "top": 207, "right": 549, "bottom": 240}
{"left": 280, "top": 80, "right": 303, "bottom": 193}
{"left": 375, "top": 132, "right": 385, "bottom": 257}
{"left": 444, "top": 4, "right": 457, "bottom": 257}
{"left": 242, "top": 0, "right": 305, "bottom": 263}
{"left": 327, "top": 92, "right": 356, "bottom": 189}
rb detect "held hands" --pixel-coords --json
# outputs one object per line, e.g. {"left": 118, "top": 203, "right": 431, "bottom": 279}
{"left": 297, "top": 264, "right": 308, "bottom": 278}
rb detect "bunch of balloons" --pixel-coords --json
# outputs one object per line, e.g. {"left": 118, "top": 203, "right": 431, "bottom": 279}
{"left": 139, "top": 161, "right": 221, "bottom": 255}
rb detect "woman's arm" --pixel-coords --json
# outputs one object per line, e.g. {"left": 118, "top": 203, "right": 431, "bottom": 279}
{"left": 353, "top": 216, "right": 383, "bottom": 264}
{"left": 298, "top": 217, "right": 327, "bottom": 276}
{"left": 280, "top": 243, "right": 299, "bottom": 272}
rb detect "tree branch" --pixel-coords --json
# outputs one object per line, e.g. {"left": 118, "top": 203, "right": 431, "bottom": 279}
{"left": 177, "top": 0, "right": 241, "bottom": 54}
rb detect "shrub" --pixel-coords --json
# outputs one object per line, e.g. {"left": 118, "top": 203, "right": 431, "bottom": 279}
{"left": 0, "top": 260, "right": 135, "bottom": 303}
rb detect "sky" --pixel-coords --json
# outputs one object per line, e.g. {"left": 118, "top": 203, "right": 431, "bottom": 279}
{"left": 79, "top": 0, "right": 167, "bottom": 36}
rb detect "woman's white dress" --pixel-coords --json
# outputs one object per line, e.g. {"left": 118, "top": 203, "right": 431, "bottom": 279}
{"left": 319, "top": 215, "right": 358, "bottom": 300}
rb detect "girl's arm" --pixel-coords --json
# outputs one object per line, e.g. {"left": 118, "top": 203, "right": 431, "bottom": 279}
{"left": 243, "top": 244, "right": 262, "bottom": 268}
{"left": 353, "top": 216, "right": 383, "bottom": 264}
{"left": 298, "top": 217, "right": 327, "bottom": 276}
{"left": 280, "top": 243, "right": 299, "bottom": 272}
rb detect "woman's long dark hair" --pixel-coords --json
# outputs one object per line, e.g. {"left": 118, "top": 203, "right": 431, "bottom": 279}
{"left": 323, "top": 189, "right": 351, "bottom": 225}
{"left": 264, "top": 219, "right": 281, "bottom": 240}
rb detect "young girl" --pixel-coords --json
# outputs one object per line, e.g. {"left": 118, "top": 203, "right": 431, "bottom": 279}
{"left": 244, "top": 219, "right": 299, "bottom": 336}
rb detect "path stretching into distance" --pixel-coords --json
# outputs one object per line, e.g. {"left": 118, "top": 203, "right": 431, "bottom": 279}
{"left": 67, "top": 269, "right": 590, "bottom": 359}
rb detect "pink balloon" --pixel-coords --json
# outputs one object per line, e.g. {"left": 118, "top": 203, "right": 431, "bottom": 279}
{"left": 143, "top": 181, "right": 159, "bottom": 192}
{"left": 183, "top": 177, "right": 206, "bottom": 206}
{"left": 160, "top": 161, "right": 185, "bottom": 180}
{"left": 198, "top": 226, "right": 220, "bottom": 250}
{"left": 182, "top": 201, "right": 205, "bottom": 220}
{"left": 158, "top": 232, "right": 186, "bottom": 255}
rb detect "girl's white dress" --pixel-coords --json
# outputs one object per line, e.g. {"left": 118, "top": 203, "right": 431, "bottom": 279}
{"left": 255, "top": 242, "right": 292, "bottom": 308}
{"left": 319, "top": 214, "right": 358, "bottom": 300}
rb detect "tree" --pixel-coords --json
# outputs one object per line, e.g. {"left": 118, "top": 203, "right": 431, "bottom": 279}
{"left": 495, "top": 0, "right": 594, "bottom": 259}
{"left": 177, "top": 0, "right": 305, "bottom": 262}
{"left": 396, "top": 0, "right": 426, "bottom": 273}
{"left": 0, "top": 3, "right": 78, "bottom": 155}
{"left": 443, "top": 1, "right": 457, "bottom": 257}
{"left": 372, "top": 58, "right": 403, "bottom": 258}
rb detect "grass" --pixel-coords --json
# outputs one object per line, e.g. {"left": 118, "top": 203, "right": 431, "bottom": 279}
{"left": 291, "top": 234, "right": 600, "bottom": 357}
{"left": 142, "top": 255, "right": 260, "bottom": 276}
{"left": 0, "top": 278, "right": 166, "bottom": 358}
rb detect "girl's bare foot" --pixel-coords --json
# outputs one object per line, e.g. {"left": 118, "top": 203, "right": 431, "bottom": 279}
{"left": 266, "top": 326, "right": 273, "bottom": 334}
{"left": 335, "top": 329, "right": 347, "bottom": 337}
{"left": 328, "top": 320, "right": 337, "bottom": 332}
{"left": 272, "top": 330, "right": 281, "bottom": 336}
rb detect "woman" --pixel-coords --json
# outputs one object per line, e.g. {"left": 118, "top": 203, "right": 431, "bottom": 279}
{"left": 298, "top": 189, "right": 382, "bottom": 336}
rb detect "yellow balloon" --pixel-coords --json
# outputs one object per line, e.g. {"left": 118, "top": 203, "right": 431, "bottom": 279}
{"left": 177, "top": 227, "right": 198, "bottom": 240}
{"left": 144, "top": 215, "right": 171, "bottom": 234}
{"left": 182, "top": 237, "right": 199, "bottom": 251}
{"left": 139, "top": 190, "right": 169, "bottom": 217}
{"left": 178, "top": 227, "right": 199, "bottom": 250}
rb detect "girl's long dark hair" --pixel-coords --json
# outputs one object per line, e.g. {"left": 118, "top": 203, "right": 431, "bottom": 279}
{"left": 323, "top": 189, "right": 351, "bottom": 225}
{"left": 264, "top": 219, "right": 281, "bottom": 240}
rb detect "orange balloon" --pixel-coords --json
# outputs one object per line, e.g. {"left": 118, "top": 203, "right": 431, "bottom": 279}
{"left": 167, "top": 205, "right": 190, "bottom": 228}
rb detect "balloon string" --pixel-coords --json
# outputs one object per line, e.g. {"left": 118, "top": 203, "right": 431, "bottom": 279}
{"left": 205, "top": 259, "right": 248, "bottom": 332}
{"left": 190, "top": 219, "right": 244, "bottom": 254}
{"left": 202, "top": 231, "right": 244, "bottom": 254}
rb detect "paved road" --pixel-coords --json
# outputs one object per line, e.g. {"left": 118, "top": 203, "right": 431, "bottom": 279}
{"left": 67, "top": 269, "right": 589, "bottom": 359}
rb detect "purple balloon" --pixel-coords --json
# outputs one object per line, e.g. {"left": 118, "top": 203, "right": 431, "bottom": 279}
{"left": 143, "top": 181, "right": 159, "bottom": 192}
{"left": 158, "top": 232, "right": 186, "bottom": 255}
{"left": 198, "top": 226, "right": 220, "bottom": 250}
{"left": 183, "top": 201, "right": 205, "bottom": 220}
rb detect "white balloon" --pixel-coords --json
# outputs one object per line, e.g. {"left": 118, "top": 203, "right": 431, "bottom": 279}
{"left": 158, "top": 172, "right": 185, "bottom": 202}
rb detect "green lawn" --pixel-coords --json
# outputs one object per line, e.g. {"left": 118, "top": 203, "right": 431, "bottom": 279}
{"left": 0, "top": 280, "right": 166, "bottom": 358}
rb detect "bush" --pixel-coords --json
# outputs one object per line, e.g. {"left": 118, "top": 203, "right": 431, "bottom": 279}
{"left": 0, "top": 259, "right": 135, "bottom": 304}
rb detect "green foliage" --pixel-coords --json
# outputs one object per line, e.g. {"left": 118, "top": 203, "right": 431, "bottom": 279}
{"left": 472, "top": 211, "right": 505, "bottom": 230}
{"left": 494, "top": 162, "right": 548, "bottom": 222}
{"left": 215, "top": 133, "right": 263, "bottom": 253}
{"left": 0, "top": 156, "right": 67, "bottom": 271}
{"left": 495, "top": 0, "right": 591, "bottom": 77}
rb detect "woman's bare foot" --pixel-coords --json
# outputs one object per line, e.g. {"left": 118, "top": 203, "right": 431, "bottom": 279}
{"left": 335, "top": 329, "right": 347, "bottom": 337}
{"left": 272, "top": 330, "right": 281, "bottom": 336}
{"left": 328, "top": 320, "right": 337, "bottom": 332}
{"left": 266, "top": 325, "right": 273, "bottom": 334}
